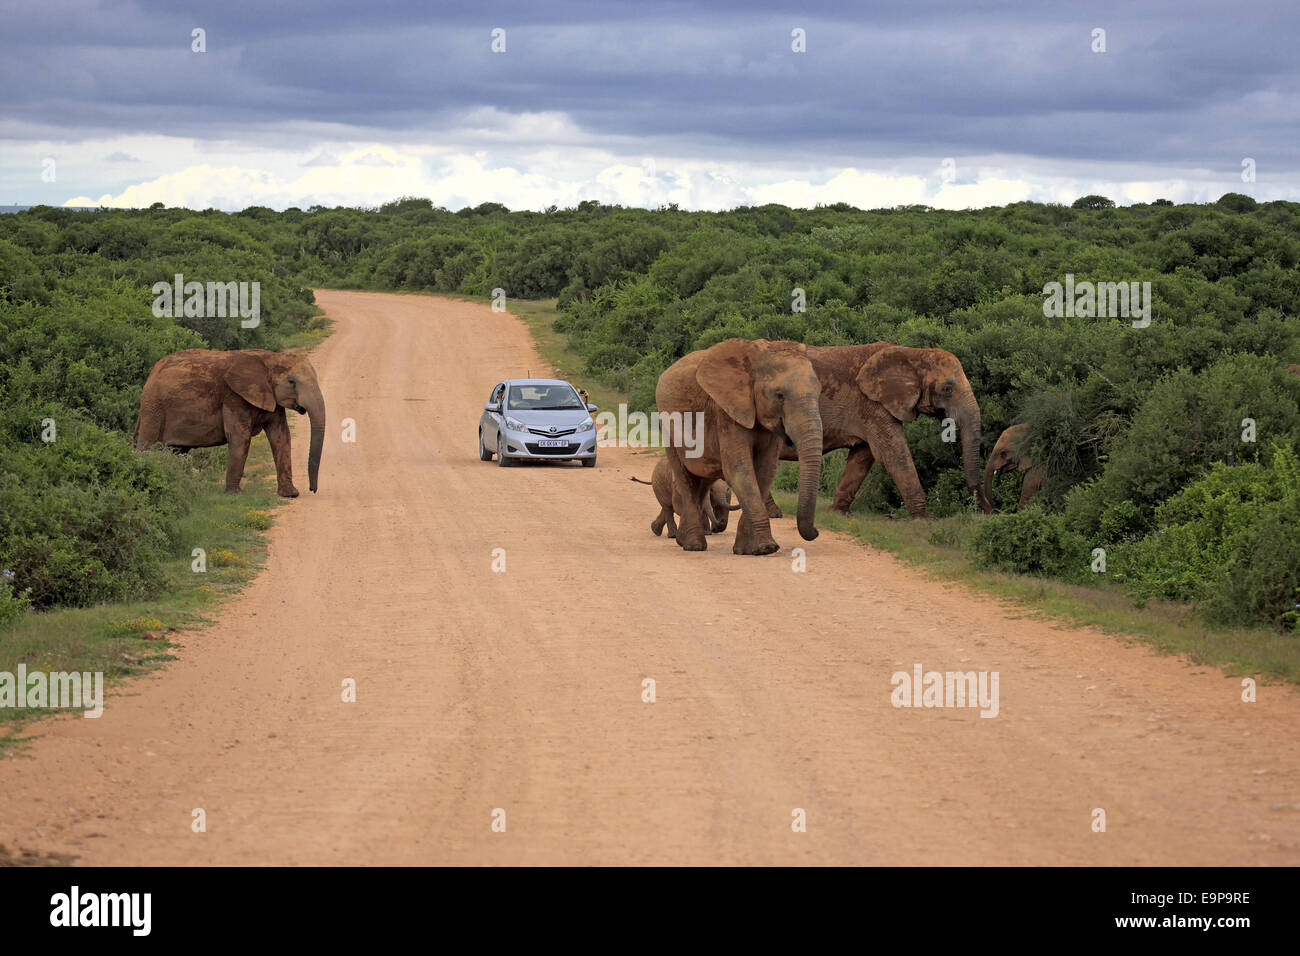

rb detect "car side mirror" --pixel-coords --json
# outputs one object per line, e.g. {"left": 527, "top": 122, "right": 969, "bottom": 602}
{"left": 485, "top": 402, "right": 501, "bottom": 412}
{"left": 586, "top": 403, "right": 598, "bottom": 413}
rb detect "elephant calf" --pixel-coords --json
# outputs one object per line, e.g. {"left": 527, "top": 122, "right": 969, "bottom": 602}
{"left": 134, "top": 348, "right": 326, "bottom": 496}
{"left": 630, "top": 458, "right": 738, "bottom": 538}
{"left": 984, "top": 424, "right": 1045, "bottom": 511}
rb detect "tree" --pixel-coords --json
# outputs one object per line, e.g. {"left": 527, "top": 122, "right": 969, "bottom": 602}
{"left": 1071, "top": 195, "right": 1115, "bottom": 210}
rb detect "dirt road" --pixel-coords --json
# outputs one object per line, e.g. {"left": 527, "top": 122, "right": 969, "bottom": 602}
{"left": 2, "top": 290, "right": 1297, "bottom": 865}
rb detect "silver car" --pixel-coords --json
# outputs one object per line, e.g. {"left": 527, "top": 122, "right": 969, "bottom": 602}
{"left": 479, "top": 378, "right": 598, "bottom": 467}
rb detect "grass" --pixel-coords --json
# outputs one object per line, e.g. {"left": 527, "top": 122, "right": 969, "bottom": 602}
{"left": 772, "top": 499, "right": 1300, "bottom": 686}
{"left": 505, "top": 294, "right": 1300, "bottom": 687}
{"left": 0, "top": 445, "right": 284, "bottom": 751}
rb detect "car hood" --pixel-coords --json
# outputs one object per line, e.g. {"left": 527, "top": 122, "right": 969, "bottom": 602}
{"left": 505, "top": 409, "right": 592, "bottom": 428}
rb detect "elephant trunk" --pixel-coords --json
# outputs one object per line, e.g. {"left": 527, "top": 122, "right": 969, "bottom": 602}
{"left": 955, "top": 396, "right": 991, "bottom": 514}
{"left": 983, "top": 456, "right": 1000, "bottom": 513}
{"left": 302, "top": 386, "right": 326, "bottom": 493}
{"left": 788, "top": 399, "right": 824, "bottom": 541}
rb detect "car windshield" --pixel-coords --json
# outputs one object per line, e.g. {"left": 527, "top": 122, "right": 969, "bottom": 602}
{"left": 507, "top": 384, "right": 583, "bottom": 411}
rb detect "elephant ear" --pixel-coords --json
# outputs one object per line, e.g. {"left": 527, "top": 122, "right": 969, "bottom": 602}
{"left": 695, "top": 339, "right": 756, "bottom": 428}
{"left": 857, "top": 346, "right": 921, "bottom": 422}
{"left": 224, "top": 352, "right": 277, "bottom": 412}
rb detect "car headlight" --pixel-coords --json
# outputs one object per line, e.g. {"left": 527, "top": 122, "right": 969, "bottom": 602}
{"left": 504, "top": 417, "right": 528, "bottom": 432}
{"left": 574, "top": 418, "right": 594, "bottom": 433}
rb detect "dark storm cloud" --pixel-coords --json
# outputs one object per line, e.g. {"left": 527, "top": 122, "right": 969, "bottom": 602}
{"left": 2, "top": 0, "right": 1296, "bottom": 168}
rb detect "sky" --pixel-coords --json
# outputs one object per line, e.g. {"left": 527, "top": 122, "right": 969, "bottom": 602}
{"left": 1, "top": 0, "right": 1296, "bottom": 212}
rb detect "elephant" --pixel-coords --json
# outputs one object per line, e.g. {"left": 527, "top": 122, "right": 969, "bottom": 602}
{"left": 630, "top": 457, "right": 739, "bottom": 538}
{"left": 134, "top": 349, "right": 325, "bottom": 497}
{"left": 983, "top": 424, "right": 1046, "bottom": 511}
{"left": 655, "top": 338, "right": 823, "bottom": 555}
{"left": 763, "top": 343, "right": 992, "bottom": 518}
{"left": 1287, "top": 364, "right": 1300, "bottom": 378}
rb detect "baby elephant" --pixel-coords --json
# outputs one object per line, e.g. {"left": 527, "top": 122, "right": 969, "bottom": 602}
{"left": 983, "top": 423, "right": 1046, "bottom": 511}
{"left": 631, "top": 457, "right": 739, "bottom": 538}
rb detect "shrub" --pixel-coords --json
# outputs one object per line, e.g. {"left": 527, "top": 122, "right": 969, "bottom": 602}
{"left": 1111, "top": 446, "right": 1300, "bottom": 630}
{"left": 0, "top": 569, "right": 32, "bottom": 628}
{"left": 1066, "top": 355, "right": 1300, "bottom": 536}
{"left": 968, "top": 508, "right": 1092, "bottom": 580}
{"left": 0, "top": 410, "right": 193, "bottom": 608}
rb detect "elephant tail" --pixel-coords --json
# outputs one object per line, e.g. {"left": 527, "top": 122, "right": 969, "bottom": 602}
{"left": 628, "top": 476, "right": 653, "bottom": 485}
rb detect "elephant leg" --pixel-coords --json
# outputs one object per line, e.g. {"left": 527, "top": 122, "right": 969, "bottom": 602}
{"left": 870, "top": 424, "right": 932, "bottom": 518}
{"left": 831, "top": 443, "right": 875, "bottom": 515}
{"left": 1018, "top": 465, "right": 1046, "bottom": 510}
{"left": 763, "top": 493, "right": 783, "bottom": 519}
{"left": 666, "top": 511, "right": 678, "bottom": 538}
{"left": 222, "top": 407, "right": 252, "bottom": 494}
{"left": 134, "top": 409, "right": 165, "bottom": 450}
{"left": 725, "top": 439, "right": 779, "bottom": 556}
{"left": 651, "top": 506, "right": 670, "bottom": 536}
{"left": 264, "top": 409, "right": 300, "bottom": 498}
{"left": 666, "top": 448, "right": 708, "bottom": 551}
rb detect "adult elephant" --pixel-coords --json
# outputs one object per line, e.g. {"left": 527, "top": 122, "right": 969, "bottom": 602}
{"left": 983, "top": 424, "right": 1046, "bottom": 511}
{"left": 766, "top": 343, "right": 991, "bottom": 518}
{"left": 656, "top": 338, "right": 823, "bottom": 555}
{"left": 134, "top": 349, "right": 326, "bottom": 497}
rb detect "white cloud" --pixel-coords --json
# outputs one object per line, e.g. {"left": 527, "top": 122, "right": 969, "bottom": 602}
{"left": 48, "top": 111, "right": 1300, "bottom": 212}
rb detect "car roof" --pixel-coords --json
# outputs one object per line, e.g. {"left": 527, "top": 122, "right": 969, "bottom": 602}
{"left": 504, "top": 378, "right": 572, "bottom": 387}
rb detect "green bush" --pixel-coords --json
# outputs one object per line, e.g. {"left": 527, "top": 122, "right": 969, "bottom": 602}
{"left": 968, "top": 508, "right": 1092, "bottom": 580}
{"left": 1066, "top": 355, "right": 1300, "bottom": 536}
{"left": 0, "top": 408, "right": 194, "bottom": 608}
{"left": 0, "top": 569, "right": 32, "bottom": 627}
{"left": 1110, "top": 446, "right": 1300, "bottom": 630}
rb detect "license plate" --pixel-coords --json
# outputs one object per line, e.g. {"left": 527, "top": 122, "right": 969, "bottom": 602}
{"left": 537, "top": 439, "right": 568, "bottom": 447}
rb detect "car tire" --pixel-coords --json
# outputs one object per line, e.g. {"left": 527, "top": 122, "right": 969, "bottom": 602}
{"left": 478, "top": 429, "right": 493, "bottom": 461}
{"left": 497, "top": 433, "right": 514, "bottom": 467}
{"left": 582, "top": 456, "right": 596, "bottom": 468}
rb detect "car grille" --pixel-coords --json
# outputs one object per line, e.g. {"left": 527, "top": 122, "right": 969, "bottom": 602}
{"left": 527, "top": 427, "right": 576, "bottom": 437}
{"left": 525, "top": 442, "right": 581, "bottom": 455}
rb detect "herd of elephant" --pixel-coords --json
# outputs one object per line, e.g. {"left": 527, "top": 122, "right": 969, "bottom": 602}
{"left": 127, "top": 341, "right": 1044, "bottom": 557}
{"left": 643, "top": 337, "right": 1043, "bottom": 556}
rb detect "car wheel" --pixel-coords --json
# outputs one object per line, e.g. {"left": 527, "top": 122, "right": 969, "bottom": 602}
{"left": 582, "top": 456, "right": 596, "bottom": 468}
{"left": 478, "top": 429, "right": 493, "bottom": 461}
{"left": 497, "top": 433, "right": 513, "bottom": 467}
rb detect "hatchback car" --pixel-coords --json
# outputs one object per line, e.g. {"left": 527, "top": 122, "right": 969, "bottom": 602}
{"left": 479, "top": 378, "right": 598, "bottom": 467}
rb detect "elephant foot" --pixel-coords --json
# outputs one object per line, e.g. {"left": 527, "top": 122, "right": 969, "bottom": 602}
{"left": 765, "top": 502, "right": 784, "bottom": 519}
{"left": 830, "top": 503, "right": 852, "bottom": 516}
{"left": 678, "top": 531, "right": 707, "bottom": 551}
{"left": 650, "top": 519, "right": 664, "bottom": 536}
{"left": 224, "top": 485, "right": 242, "bottom": 494}
{"left": 910, "top": 510, "right": 938, "bottom": 520}
{"left": 277, "top": 484, "right": 300, "bottom": 498}
{"left": 735, "top": 537, "right": 780, "bottom": 556}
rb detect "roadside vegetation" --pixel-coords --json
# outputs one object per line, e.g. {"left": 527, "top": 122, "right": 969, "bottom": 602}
{"left": 1, "top": 195, "right": 1296, "bottom": 671}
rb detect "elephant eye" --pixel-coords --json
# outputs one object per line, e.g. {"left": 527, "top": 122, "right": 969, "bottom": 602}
{"left": 775, "top": 390, "right": 785, "bottom": 401}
